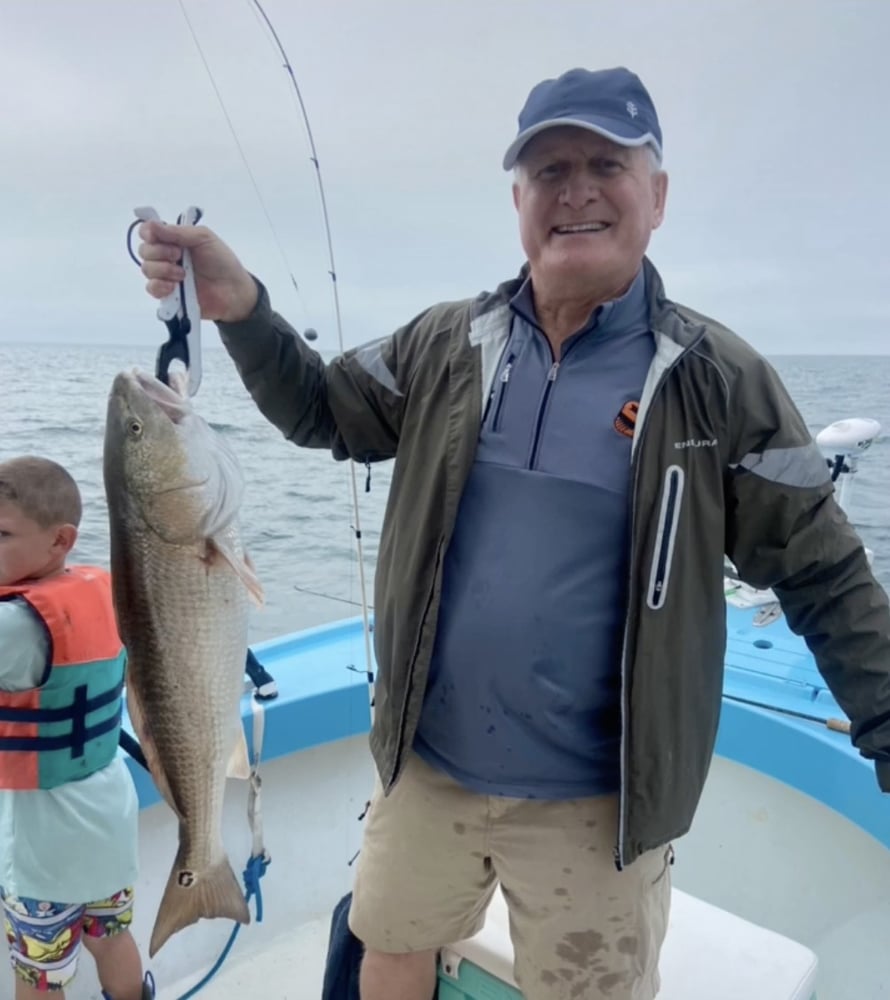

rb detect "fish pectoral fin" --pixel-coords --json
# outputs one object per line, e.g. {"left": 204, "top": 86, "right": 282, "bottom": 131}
{"left": 208, "top": 538, "right": 266, "bottom": 607}
{"left": 226, "top": 721, "right": 252, "bottom": 780}
{"left": 126, "top": 686, "right": 184, "bottom": 820}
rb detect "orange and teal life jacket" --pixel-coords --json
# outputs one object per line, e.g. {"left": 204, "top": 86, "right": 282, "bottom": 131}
{"left": 0, "top": 566, "right": 126, "bottom": 790}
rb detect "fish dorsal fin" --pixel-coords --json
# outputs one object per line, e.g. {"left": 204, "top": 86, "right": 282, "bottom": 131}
{"left": 226, "top": 719, "right": 252, "bottom": 780}
{"left": 126, "top": 685, "right": 184, "bottom": 819}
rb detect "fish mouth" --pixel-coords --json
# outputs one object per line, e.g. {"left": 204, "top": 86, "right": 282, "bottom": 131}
{"left": 114, "top": 369, "right": 192, "bottom": 423}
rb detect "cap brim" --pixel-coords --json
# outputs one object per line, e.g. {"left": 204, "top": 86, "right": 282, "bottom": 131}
{"left": 502, "top": 116, "right": 662, "bottom": 170}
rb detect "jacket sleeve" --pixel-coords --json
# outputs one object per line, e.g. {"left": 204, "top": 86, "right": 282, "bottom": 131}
{"left": 216, "top": 278, "right": 412, "bottom": 462}
{"left": 724, "top": 355, "right": 890, "bottom": 791}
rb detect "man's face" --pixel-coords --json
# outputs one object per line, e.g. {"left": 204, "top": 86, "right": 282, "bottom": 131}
{"left": 0, "top": 503, "right": 63, "bottom": 586}
{"left": 513, "top": 126, "right": 668, "bottom": 297}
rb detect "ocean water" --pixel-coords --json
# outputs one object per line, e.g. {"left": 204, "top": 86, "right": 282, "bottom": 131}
{"left": 2, "top": 343, "right": 888, "bottom": 643}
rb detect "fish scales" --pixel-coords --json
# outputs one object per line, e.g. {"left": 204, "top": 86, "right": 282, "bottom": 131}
{"left": 104, "top": 369, "right": 260, "bottom": 956}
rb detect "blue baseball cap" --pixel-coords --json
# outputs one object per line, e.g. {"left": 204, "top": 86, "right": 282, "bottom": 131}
{"left": 503, "top": 67, "right": 663, "bottom": 170}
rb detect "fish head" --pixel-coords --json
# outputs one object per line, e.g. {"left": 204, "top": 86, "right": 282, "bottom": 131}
{"left": 103, "top": 370, "right": 244, "bottom": 545}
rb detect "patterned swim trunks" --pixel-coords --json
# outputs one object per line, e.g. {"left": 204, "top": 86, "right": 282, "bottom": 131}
{"left": 1, "top": 887, "right": 134, "bottom": 991}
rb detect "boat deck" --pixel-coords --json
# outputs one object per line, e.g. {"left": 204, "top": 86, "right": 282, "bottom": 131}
{"left": 154, "top": 756, "right": 890, "bottom": 1000}
{"left": 161, "top": 917, "right": 330, "bottom": 999}
{"left": 57, "top": 612, "right": 890, "bottom": 1000}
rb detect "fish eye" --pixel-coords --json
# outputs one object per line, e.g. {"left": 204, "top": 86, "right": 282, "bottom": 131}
{"left": 127, "top": 419, "right": 143, "bottom": 438}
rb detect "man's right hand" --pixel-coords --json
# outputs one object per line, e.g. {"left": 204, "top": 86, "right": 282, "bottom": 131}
{"left": 137, "top": 221, "right": 259, "bottom": 324}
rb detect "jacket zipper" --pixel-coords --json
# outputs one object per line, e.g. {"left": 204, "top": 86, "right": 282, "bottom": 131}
{"left": 388, "top": 537, "right": 445, "bottom": 789}
{"left": 614, "top": 340, "right": 703, "bottom": 870}
{"left": 490, "top": 356, "right": 515, "bottom": 431}
{"left": 528, "top": 362, "right": 560, "bottom": 467}
{"left": 615, "top": 445, "right": 644, "bottom": 870}
{"left": 528, "top": 330, "right": 590, "bottom": 468}
{"left": 646, "top": 465, "right": 685, "bottom": 610}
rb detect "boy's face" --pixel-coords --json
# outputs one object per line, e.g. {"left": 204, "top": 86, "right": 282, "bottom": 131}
{"left": 0, "top": 502, "right": 72, "bottom": 587}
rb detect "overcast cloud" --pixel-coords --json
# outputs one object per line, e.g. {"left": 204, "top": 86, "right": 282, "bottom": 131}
{"left": 0, "top": 0, "right": 887, "bottom": 354}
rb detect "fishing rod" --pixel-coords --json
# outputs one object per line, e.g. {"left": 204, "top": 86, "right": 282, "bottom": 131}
{"left": 724, "top": 694, "right": 851, "bottom": 734}
{"left": 175, "top": 0, "right": 376, "bottom": 710}
{"left": 246, "top": 0, "right": 376, "bottom": 707}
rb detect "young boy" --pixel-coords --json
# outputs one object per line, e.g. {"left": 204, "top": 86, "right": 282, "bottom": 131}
{"left": 0, "top": 456, "right": 152, "bottom": 1000}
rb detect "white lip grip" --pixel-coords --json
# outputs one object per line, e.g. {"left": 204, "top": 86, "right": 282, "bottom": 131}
{"left": 128, "top": 205, "right": 204, "bottom": 396}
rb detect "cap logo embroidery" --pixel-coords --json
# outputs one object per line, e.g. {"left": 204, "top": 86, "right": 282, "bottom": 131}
{"left": 626, "top": 101, "right": 638, "bottom": 118}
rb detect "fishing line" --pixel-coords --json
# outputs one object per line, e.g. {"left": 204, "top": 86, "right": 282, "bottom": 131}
{"left": 245, "top": 0, "right": 375, "bottom": 710}
{"left": 293, "top": 583, "right": 374, "bottom": 612}
{"left": 174, "top": 0, "right": 308, "bottom": 319}
{"left": 175, "top": 0, "right": 375, "bottom": 710}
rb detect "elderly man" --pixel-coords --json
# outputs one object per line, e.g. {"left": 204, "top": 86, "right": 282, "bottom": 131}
{"left": 138, "top": 67, "right": 890, "bottom": 1000}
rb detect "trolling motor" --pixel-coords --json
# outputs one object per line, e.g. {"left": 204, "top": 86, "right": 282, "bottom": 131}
{"left": 816, "top": 417, "right": 882, "bottom": 516}
{"left": 725, "top": 415, "right": 882, "bottom": 612}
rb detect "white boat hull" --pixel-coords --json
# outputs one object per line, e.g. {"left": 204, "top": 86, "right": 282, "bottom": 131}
{"left": 53, "top": 585, "right": 890, "bottom": 1000}
{"left": 55, "top": 729, "right": 890, "bottom": 999}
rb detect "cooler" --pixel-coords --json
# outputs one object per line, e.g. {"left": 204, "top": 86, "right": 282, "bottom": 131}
{"left": 437, "top": 886, "right": 818, "bottom": 999}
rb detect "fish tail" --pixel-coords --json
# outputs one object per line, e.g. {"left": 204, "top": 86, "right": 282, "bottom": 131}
{"left": 149, "top": 846, "right": 250, "bottom": 956}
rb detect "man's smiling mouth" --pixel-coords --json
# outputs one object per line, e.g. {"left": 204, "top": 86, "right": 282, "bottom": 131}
{"left": 552, "top": 222, "right": 611, "bottom": 234}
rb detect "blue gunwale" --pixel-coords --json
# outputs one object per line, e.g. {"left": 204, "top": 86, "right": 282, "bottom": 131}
{"left": 121, "top": 616, "right": 373, "bottom": 808}
{"left": 122, "top": 611, "right": 890, "bottom": 852}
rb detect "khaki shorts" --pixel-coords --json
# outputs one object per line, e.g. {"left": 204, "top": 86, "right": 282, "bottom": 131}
{"left": 349, "top": 752, "right": 672, "bottom": 1000}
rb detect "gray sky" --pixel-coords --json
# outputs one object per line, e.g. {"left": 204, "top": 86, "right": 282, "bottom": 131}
{"left": 1, "top": 0, "right": 887, "bottom": 354}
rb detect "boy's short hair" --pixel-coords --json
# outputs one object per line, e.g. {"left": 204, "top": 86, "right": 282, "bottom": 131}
{"left": 0, "top": 456, "right": 82, "bottom": 529}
